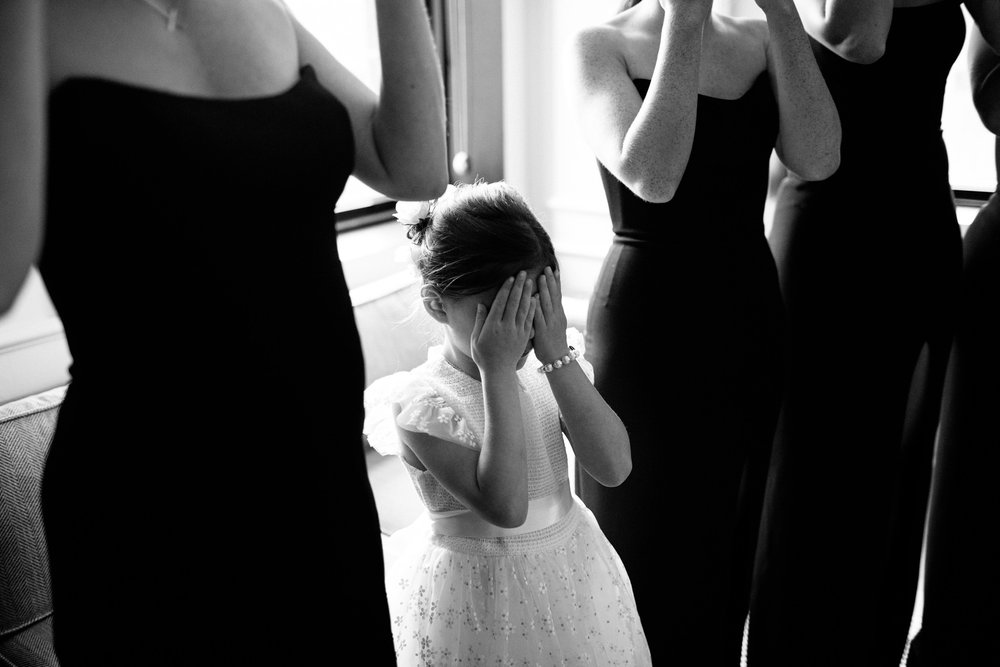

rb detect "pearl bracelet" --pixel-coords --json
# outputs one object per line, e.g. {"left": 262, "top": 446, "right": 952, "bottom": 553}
{"left": 537, "top": 346, "right": 580, "bottom": 374}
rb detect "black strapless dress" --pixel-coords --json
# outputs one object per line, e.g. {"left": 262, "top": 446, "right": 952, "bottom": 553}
{"left": 580, "top": 72, "right": 783, "bottom": 666}
{"left": 39, "top": 66, "right": 396, "bottom": 665}
{"left": 750, "top": 4, "right": 965, "bottom": 666}
{"left": 907, "top": 138, "right": 1000, "bottom": 667}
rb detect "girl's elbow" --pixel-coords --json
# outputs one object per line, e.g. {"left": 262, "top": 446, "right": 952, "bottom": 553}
{"left": 491, "top": 504, "right": 529, "bottom": 529}
{"left": 604, "top": 458, "right": 632, "bottom": 488}
{"left": 481, "top": 493, "right": 529, "bottom": 529}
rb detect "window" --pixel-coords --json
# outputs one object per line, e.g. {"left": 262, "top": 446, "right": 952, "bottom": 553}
{"left": 944, "top": 6, "right": 997, "bottom": 216}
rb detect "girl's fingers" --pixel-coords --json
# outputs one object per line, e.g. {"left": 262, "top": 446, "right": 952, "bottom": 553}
{"left": 471, "top": 302, "right": 487, "bottom": 341}
{"left": 532, "top": 293, "right": 546, "bottom": 330}
{"left": 537, "top": 272, "right": 553, "bottom": 314}
{"left": 547, "top": 266, "right": 563, "bottom": 303}
{"left": 488, "top": 276, "right": 515, "bottom": 324}
{"left": 516, "top": 277, "right": 534, "bottom": 325}
{"left": 503, "top": 271, "right": 528, "bottom": 320}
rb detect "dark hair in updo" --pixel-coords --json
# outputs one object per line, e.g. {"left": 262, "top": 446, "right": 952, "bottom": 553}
{"left": 408, "top": 181, "right": 558, "bottom": 297}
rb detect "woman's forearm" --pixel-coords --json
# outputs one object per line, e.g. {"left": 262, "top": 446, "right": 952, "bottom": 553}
{"left": 0, "top": 0, "right": 45, "bottom": 313}
{"left": 765, "top": 1, "right": 841, "bottom": 180}
{"left": 372, "top": 0, "right": 449, "bottom": 200}
{"left": 618, "top": 4, "right": 707, "bottom": 203}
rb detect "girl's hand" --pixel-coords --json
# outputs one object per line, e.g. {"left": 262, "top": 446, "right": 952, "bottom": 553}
{"left": 531, "top": 267, "right": 570, "bottom": 365}
{"left": 470, "top": 271, "right": 537, "bottom": 375}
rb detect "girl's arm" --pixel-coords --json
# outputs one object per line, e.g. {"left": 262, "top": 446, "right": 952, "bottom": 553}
{"left": 0, "top": 0, "right": 45, "bottom": 314}
{"left": 290, "top": 0, "right": 448, "bottom": 201}
{"left": 532, "top": 269, "right": 632, "bottom": 487}
{"left": 569, "top": 0, "right": 713, "bottom": 203}
{"left": 968, "top": 20, "right": 1000, "bottom": 134}
{"left": 396, "top": 369, "right": 530, "bottom": 528}
{"left": 757, "top": 1, "right": 841, "bottom": 180}
{"left": 792, "top": 0, "right": 893, "bottom": 64}
{"left": 399, "top": 274, "right": 538, "bottom": 529}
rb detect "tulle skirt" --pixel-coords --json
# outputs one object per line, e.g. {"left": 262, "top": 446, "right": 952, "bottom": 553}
{"left": 382, "top": 498, "right": 652, "bottom": 666}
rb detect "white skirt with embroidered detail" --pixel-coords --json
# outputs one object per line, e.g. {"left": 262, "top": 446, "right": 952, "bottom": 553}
{"left": 382, "top": 496, "right": 652, "bottom": 666}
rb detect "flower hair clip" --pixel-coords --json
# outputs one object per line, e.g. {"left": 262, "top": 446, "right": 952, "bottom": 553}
{"left": 395, "top": 184, "right": 458, "bottom": 242}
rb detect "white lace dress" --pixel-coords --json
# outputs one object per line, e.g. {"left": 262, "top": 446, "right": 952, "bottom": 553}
{"left": 363, "top": 330, "right": 651, "bottom": 666}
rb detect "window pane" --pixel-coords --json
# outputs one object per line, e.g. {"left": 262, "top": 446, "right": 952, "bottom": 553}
{"left": 283, "top": 0, "right": 389, "bottom": 212}
{"left": 943, "top": 8, "right": 997, "bottom": 194}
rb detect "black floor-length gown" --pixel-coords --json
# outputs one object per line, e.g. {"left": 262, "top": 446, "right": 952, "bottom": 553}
{"left": 749, "top": 4, "right": 965, "bottom": 666}
{"left": 39, "top": 65, "right": 396, "bottom": 666}
{"left": 580, "top": 72, "right": 784, "bottom": 666}
{"left": 907, "top": 138, "right": 1000, "bottom": 667}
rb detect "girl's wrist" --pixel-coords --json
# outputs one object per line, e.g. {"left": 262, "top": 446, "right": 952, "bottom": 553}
{"left": 537, "top": 347, "right": 580, "bottom": 374}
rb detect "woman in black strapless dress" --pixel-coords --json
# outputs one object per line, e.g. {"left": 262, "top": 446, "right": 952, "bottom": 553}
{"left": 908, "top": 17, "right": 1000, "bottom": 667}
{"left": 1, "top": 2, "right": 447, "bottom": 665}
{"left": 568, "top": 0, "right": 840, "bottom": 663}
{"left": 750, "top": 2, "right": 999, "bottom": 666}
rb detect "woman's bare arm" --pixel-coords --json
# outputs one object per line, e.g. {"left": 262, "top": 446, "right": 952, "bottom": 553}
{"left": 793, "top": 0, "right": 893, "bottom": 64}
{"left": 569, "top": 1, "right": 712, "bottom": 203}
{"left": 758, "top": 1, "right": 841, "bottom": 180}
{"left": 0, "top": 0, "right": 45, "bottom": 314}
{"left": 292, "top": 0, "right": 448, "bottom": 201}
{"left": 969, "top": 21, "right": 1000, "bottom": 134}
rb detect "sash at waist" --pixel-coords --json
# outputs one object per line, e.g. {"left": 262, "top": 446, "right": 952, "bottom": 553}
{"left": 430, "top": 483, "right": 574, "bottom": 539}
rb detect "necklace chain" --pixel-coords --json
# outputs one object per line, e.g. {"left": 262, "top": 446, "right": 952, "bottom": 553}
{"left": 134, "top": 0, "right": 182, "bottom": 31}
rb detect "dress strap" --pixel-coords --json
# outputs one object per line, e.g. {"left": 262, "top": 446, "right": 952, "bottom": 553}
{"left": 430, "top": 482, "right": 574, "bottom": 539}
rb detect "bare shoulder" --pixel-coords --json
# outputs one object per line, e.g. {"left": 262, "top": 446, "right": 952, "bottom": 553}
{"left": 572, "top": 13, "right": 656, "bottom": 82}
{"left": 571, "top": 21, "right": 628, "bottom": 67}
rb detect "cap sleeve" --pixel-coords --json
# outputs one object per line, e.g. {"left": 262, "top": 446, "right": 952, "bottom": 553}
{"left": 363, "top": 372, "right": 480, "bottom": 457}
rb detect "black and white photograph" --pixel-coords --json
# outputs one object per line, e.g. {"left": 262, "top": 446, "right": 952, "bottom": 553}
{"left": 1, "top": 1, "right": 998, "bottom": 665}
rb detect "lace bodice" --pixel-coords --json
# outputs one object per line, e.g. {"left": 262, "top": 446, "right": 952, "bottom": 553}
{"left": 364, "top": 329, "right": 591, "bottom": 515}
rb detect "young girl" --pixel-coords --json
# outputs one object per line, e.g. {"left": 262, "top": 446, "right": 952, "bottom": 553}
{"left": 364, "top": 181, "right": 651, "bottom": 666}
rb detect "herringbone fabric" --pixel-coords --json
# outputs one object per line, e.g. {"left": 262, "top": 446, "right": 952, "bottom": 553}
{"left": 0, "top": 385, "right": 64, "bottom": 658}
{"left": 0, "top": 617, "right": 57, "bottom": 667}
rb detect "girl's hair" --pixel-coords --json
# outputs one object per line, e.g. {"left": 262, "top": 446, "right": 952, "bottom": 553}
{"left": 407, "top": 181, "right": 558, "bottom": 297}
{"left": 617, "top": 0, "right": 640, "bottom": 12}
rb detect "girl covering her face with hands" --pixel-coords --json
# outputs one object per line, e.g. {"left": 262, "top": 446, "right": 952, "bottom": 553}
{"left": 364, "top": 181, "right": 651, "bottom": 666}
